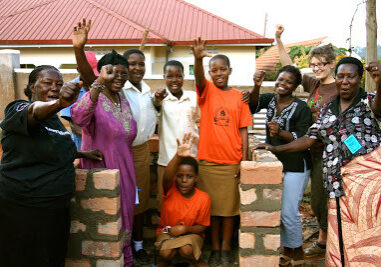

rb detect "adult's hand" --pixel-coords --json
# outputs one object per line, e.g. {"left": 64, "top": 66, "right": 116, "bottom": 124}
{"left": 73, "top": 18, "right": 91, "bottom": 49}
{"left": 58, "top": 81, "right": 83, "bottom": 108}
{"left": 253, "top": 143, "right": 277, "bottom": 153}
{"left": 253, "top": 70, "right": 266, "bottom": 88}
{"left": 365, "top": 61, "right": 381, "bottom": 86}
{"left": 191, "top": 37, "right": 212, "bottom": 60}
{"left": 275, "top": 24, "right": 284, "bottom": 39}
{"left": 268, "top": 121, "right": 280, "bottom": 137}
{"left": 97, "top": 65, "right": 117, "bottom": 85}
{"left": 82, "top": 150, "right": 104, "bottom": 161}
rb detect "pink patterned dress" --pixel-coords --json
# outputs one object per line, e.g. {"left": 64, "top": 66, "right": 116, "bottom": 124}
{"left": 71, "top": 92, "right": 137, "bottom": 266}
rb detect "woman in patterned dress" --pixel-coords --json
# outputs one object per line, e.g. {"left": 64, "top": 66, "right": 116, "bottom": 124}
{"left": 71, "top": 51, "right": 137, "bottom": 267}
{"left": 256, "top": 57, "right": 381, "bottom": 266}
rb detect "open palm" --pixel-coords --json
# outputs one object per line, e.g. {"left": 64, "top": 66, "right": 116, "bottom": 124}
{"left": 73, "top": 18, "right": 91, "bottom": 48}
{"left": 176, "top": 133, "right": 196, "bottom": 158}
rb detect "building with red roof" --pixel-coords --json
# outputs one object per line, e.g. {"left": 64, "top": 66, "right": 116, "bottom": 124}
{"left": 0, "top": 0, "right": 273, "bottom": 85}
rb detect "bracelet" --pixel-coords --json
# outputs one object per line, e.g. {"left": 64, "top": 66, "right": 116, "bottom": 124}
{"left": 91, "top": 81, "right": 106, "bottom": 91}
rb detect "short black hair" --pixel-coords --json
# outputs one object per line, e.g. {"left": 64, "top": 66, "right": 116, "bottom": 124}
{"left": 24, "top": 65, "right": 60, "bottom": 100}
{"left": 163, "top": 60, "right": 184, "bottom": 74}
{"left": 209, "top": 54, "right": 230, "bottom": 68}
{"left": 123, "top": 49, "right": 145, "bottom": 61}
{"left": 335, "top": 56, "right": 364, "bottom": 78}
{"left": 179, "top": 157, "right": 198, "bottom": 175}
{"left": 97, "top": 50, "right": 129, "bottom": 72}
{"left": 278, "top": 65, "right": 302, "bottom": 88}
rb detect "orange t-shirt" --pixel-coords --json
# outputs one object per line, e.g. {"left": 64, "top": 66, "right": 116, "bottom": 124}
{"left": 197, "top": 80, "right": 253, "bottom": 164}
{"left": 157, "top": 183, "right": 211, "bottom": 236}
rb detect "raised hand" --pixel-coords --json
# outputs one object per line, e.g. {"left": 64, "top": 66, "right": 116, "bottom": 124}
{"left": 98, "top": 65, "right": 116, "bottom": 84}
{"left": 365, "top": 61, "right": 381, "bottom": 86}
{"left": 154, "top": 88, "right": 168, "bottom": 104}
{"left": 253, "top": 70, "right": 266, "bottom": 88}
{"left": 58, "top": 81, "right": 83, "bottom": 108}
{"left": 191, "top": 37, "right": 212, "bottom": 60}
{"left": 176, "top": 133, "right": 196, "bottom": 158}
{"left": 275, "top": 24, "right": 284, "bottom": 39}
{"left": 73, "top": 18, "right": 91, "bottom": 49}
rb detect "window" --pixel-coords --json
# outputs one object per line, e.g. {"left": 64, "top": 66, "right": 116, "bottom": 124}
{"left": 189, "top": 65, "right": 194, "bottom": 75}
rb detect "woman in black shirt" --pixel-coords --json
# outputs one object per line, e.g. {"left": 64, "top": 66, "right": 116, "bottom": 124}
{"left": 0, "top": 65, "right": 102, "bottom": 266}
{"left": 248, "top": 65, "right": 312, "bottom": 266}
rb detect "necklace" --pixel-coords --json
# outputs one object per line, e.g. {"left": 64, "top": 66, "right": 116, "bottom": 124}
{"left": 103, "top": 92, "right": 121, "bottom": 108}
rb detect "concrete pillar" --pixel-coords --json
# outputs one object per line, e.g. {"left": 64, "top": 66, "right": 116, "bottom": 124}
{"left": 0, "top": 49, "right": 20, "bottom": 120}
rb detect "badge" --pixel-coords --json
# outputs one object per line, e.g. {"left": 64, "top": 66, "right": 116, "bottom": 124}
{"left": 343, "top": 134, "right": 362, "bottom": 154}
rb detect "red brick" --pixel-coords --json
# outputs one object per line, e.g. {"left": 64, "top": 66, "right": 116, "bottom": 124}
{"left": 263, "top": 234, "right": 280, "bottom": 251}
{"left": 65, "top": 259, "right": 91, "bottom": 267}
{"left": 97, "top": 219, "right": 121, "bottom": 236}
{"left": 81, "top": 197, "right": 120, "bottom": 215}
{"left": 75, "top": 169, "right": 88, "bottom": 191}
{"left": 70, "top": 220, "right": 86, "bottom": 234}
{"left": 240, "top": 255, "right": 279, "bottom": 267}
{"left": 93, "top": 169, "right": 120, "bottom": 190}
{"left": 82, "top": 240, "right": 122, "bottom": 258}
{"left": 263, "top": 188, "right": 282, "bottom": 200}
{"left": 240, "top": 161, "right": 282, "bottom": 185}
{"left": 96, "top": 257, "right": 123, "bottom": 267}
{"left": 239, "top": 230, "right": 255, "bottom": 249}
{"left": 241, "top": 211, "right": 281, "bottom": 227}
{"left": 239, "top": 187, "right": 257, "bottom": 205}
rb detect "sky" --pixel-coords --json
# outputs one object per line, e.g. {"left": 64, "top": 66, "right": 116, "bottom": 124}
{"left": 185, "top": 0, "right": 380, "bottom": 49}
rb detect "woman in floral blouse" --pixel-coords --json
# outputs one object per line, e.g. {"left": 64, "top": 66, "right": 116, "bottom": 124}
{"left": 256, "top": 57, "right": 381, "bottom": 266}
{"left": 249, "top": 65, "right": 312, "bottom": 266}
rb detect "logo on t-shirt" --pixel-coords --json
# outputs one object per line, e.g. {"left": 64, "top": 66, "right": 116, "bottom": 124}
{"left": 16, "top": 103, "right": 28, "bottom": 112}
{"left": 214, "top": 107, "right": 229, "bottom": 126}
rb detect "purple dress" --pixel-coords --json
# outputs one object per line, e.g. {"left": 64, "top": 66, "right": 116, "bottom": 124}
{"left": 71, "top": 92, "right": 137, "bottom": 266}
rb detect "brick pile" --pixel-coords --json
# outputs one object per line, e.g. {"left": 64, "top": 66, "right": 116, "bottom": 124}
{"left": 239, "top": 149, "right": 283, "bottom": 267}
{"left": 66, "top": 169, "right": 124, "bottom": 267}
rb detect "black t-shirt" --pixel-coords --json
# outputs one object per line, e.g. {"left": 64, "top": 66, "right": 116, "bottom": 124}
{"left": 0, "top": 100, "right": 77, "bottom": 208}
{"left": 250, "top": 93, "right": 312, "bottom": 172}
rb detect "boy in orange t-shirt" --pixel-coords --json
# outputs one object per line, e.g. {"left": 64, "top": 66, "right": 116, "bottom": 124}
{"left": 191, "top": 37, "right": 253, "bottom": 266}
{"left": 155, "top": 134, "right": 211, "bottom": 267}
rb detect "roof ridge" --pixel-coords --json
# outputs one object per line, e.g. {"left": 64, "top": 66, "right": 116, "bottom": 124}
{"left": 0, "top": 0, "right": 58, "bottom": 20}
{"left": 179, "top": 0, "right": 266, "bottom": 39}
{"left": 85, "top": 0, "right": 169, "bottom": 43}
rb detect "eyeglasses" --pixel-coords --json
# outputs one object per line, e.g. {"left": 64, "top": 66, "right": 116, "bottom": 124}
{"left": 309, "top": 62, "right": 329, "bottom": 69}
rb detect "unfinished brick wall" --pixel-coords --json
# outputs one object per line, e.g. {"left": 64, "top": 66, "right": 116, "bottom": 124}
{"left": 239, "top": 149, "right": 283, "bottom": 267}
{"left": 66, "top": 169, "right": 124, "bottom": 267}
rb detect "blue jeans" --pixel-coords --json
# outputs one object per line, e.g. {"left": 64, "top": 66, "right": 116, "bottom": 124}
{"left": 281, "top": 166, "right": 310, "bottom": 248}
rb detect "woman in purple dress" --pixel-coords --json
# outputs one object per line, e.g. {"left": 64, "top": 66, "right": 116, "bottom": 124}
{"left": 71, "top": 51, "right": 137, "bottom": 266}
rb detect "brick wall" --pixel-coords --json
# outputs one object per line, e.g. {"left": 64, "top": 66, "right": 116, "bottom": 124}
{"left": 239, "top": 149, "right": 283, "bottom": 267}
{"left": 66, "top": 169, "right": 124, "bottom": 267}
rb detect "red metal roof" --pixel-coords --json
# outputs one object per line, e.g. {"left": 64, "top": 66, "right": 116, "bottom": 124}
{"left": 0, "top": 0, "right": 273, "bottom": 45}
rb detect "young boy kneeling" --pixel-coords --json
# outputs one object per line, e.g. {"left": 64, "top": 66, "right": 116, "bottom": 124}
{"left": 155, "top": 134, "right": 211, "bottom": 267}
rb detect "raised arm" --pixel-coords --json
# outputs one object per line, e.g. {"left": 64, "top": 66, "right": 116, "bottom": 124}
{"left": 162, "top": 133, "right": 196, "bottom": 195}
{"left": 28, "top": 81, "right": 82, "bottom": 127}
{"left": 249, "top": 70, "right": 266, "bottom": 109}
{"left": 72, "top": 19, "right": 97, "bottom": 85}
{"left": 366, "top": 62, "right": 381, "bottom": 116}
{"left": 191, "top": 37, "right": 211, "bottom": 96}
{"left": 275, "top": 25, "right": 293, "bottom": 66}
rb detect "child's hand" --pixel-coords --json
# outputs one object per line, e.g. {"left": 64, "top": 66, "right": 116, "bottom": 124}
{"left": 253, "top": 70, "right": 266, "bottom": 88}
{"left": 275, "top": 24, "right": 284, "bottom": 39}
{"left": 73, "top": 18, "right": 91, "bottom": 49}
{"left": 241, "top": 91, "right": 250, "bottom": 103}
{"left": 176, "top": 133, "right": 196, "bottom": 158}
{"left": 191, "top": 37, "right": 212, "bottom": 60}
{"left": 268, "top": 121, "right": 280, "bottom": 137}
{"left": 169, "top": 225, "right": 188, "bottom": 236}
{"left": 154, "top": 88, "right": 168, "bottom": 104}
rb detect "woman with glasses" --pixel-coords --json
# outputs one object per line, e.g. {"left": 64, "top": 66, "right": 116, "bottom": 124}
{"left": 276, "top": 24, "right": 337, "bottom": 258}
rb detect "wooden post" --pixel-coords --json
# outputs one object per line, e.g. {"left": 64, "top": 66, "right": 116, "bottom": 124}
{"left": 365, "top": 0, "right": 377, "bottom": 92}
{"left": 139, "top": 28, "right": 149, "bottom": 51}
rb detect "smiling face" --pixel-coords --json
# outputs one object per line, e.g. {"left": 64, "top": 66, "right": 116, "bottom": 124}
{"left": 335, "top": 63, "right": 361, "bottom": 101}
{"left": 208, "top": 58, "right": 231, "bottom": 90}
{"left": 275, "top": 71, "right": 297, "bottom": 96}
{"left": 30, "top": 69, "right": 63, "bottom": 102}
{"left": 175, "top": 164, "right": 197, "bottom": 198}
{"left": 106, "top": 65, "right": 128, "bottom": 94}
{"left": 164, "top": 65, "right": 184, "bottom": 97}
{"left": 127, "top": 53, "right": 145, "bottom": 85}
{"left": 310, "top": 56, "right": 335, "bottom": 80}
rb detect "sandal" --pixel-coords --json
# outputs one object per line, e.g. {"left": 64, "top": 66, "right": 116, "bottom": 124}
{"left": 291, "top": 259, "right": 305, "bottom": 266}
{"left": 279, "top": 254, "right": 292, "bottom": 266}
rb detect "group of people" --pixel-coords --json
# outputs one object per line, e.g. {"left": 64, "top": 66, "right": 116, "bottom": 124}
{"left": 0, "top": 18, "right": 380, "bottom": 267}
